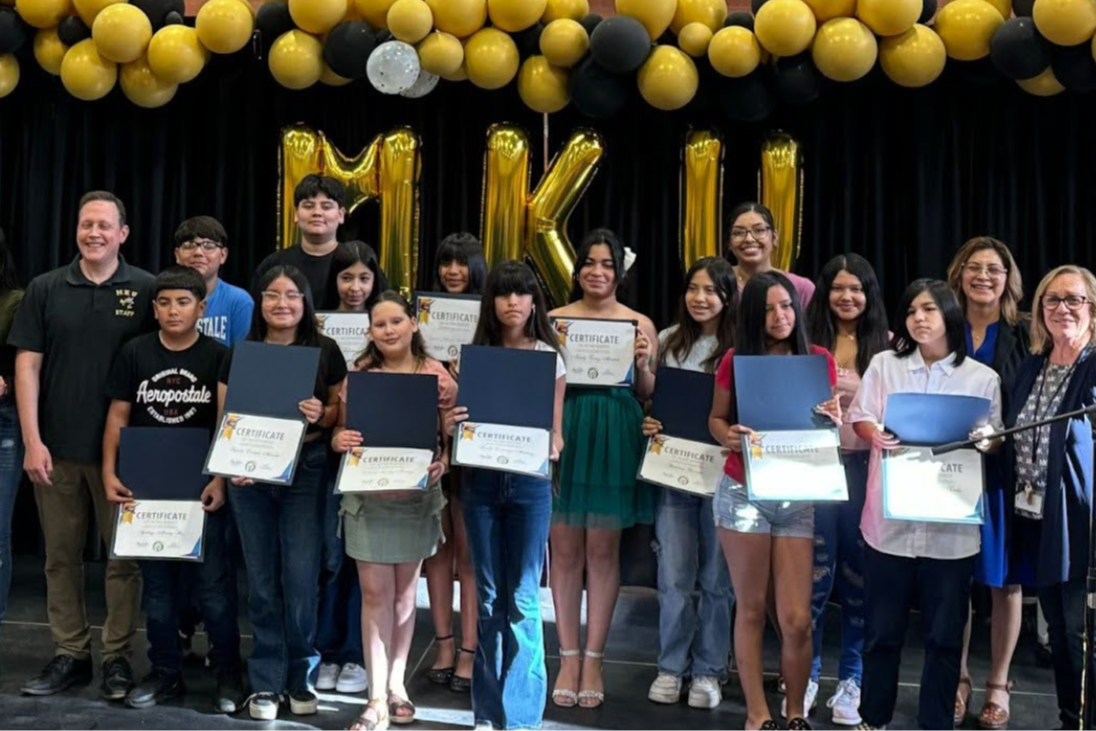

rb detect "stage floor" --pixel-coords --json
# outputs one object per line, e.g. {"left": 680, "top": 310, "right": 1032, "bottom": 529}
{"left": 0, "top": 559, "right": 1061, "bottom": 730}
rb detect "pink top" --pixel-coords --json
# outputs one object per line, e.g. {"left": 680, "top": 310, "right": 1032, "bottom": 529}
{"left": 835, "top": 367, "right": 869, "bottom": 451}
{"left": 738, "top": 269, "right": 816, "bottom": 308}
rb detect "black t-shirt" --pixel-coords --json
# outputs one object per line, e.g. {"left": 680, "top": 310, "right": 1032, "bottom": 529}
{"left": 218, "top": 335, "right": 348, "bottom": 435}
{"left": 252, "top": 245, "right": 334, "bottom": 309}
{"left": 8, "top": 256, "right": 156, "bottom": 462}
{"left": 106, "top": 332, "right": 229, "bottom": 434}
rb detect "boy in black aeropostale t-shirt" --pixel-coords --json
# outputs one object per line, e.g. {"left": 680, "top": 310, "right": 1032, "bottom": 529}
{"left": 101, "top": 266, "right": 244, "bottom": 713}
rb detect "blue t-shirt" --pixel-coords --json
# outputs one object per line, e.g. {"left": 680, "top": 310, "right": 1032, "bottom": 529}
{"left": 965, "top": 320, "right": 999, "bottom": 367}
{"left": 198, "top": 279, "right": 253, "bottom": 346}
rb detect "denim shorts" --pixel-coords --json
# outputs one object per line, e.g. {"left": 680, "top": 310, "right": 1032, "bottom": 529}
{"left": 712, "top": 473, "right": 814, "bottom": 539}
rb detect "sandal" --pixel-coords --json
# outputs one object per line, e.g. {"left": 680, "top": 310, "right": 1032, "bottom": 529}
{"left": 450, "top": 647, "right": 475, "bottom": 693}
{"left": 387, "top": 692, "right": 416, "bottom": 726}
{"left": 551, "top": 649, "right": 581, "bottom": 708}
{"left": 577, "top": 649, "right": 605, "bottom": 709}
{"left": 955, "top": 675, "right": 973, "bottom": 726}
{"left": 787, "top": 718, "right": 813, "bottom": 730}
{"left": 978, "top": 680, "right": 1015, "bottom": 730}
{"left": 427, "top": 635, "right": 455, "bottom": 685}
{"left": 349, "top": 698, "right": 389, "bottom": 731}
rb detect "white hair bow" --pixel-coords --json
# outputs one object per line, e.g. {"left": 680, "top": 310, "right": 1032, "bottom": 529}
{"left": 623, "top": 247, "right": 637, "bottom": 272}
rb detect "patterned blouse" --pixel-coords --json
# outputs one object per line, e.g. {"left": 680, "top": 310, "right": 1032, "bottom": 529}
{"left": 1014, "top": 360, "right": 1077, "bottom": 519}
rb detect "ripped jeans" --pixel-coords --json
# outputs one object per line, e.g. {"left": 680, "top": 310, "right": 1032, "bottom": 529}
{"left": 0, "top": 398, "right": 23, "bottom": 629}
{"left": 810, "top": 450, "right": 867, "bottom": 683}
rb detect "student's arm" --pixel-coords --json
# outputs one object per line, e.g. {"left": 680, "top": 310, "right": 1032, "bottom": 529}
{"left": 331, "top": 386, "right": 362, "bottom": 453}
{"left": 634, "top": 315, "right": 659, "bottom": 400}
{"left": 102, "top": 400, "right": 133, "bottom": 503}
{"left": 709, "top": 382, "right": 751, "bottom": 451}
{"left": 551, "top": 374, "right": 566, "bottom": 461}
{"left": 16, "top": 350, "right": 50, "bottom": 486}
{"left": 319, "top": 381, "right": 342, "bottom": 430}
{"left": 848, "top": 358, "right": 900, "bottom": 450}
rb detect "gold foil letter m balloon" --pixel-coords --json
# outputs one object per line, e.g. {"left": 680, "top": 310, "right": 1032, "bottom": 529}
{"left": 680, "top": 128, "right": 725, "bottom": 269}
{"left": 758, "top": 131, "right": 804, "bottom": 272}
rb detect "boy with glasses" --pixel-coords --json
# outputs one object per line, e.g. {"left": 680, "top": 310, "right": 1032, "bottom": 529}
{"left": 174, "top": 217, "right": 253, "bottom": 347}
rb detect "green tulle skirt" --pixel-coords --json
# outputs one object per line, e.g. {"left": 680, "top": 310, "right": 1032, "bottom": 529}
{"left": 552, "top": 387, "right": 655, "bottom": 530}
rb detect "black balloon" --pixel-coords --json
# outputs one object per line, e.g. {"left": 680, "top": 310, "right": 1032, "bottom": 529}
{"left": 725, "top": 11, "right": 755, "bottom": 31}
{"left": 1013, "top": 0, "right": 1035, "bottom": 17}
{"left": 773, "top": 52, "right": 822, "bottom": 105}
{"left": 257, "top": 2, "right": 295, "bottom": 43}
{"left": 589, "top": 15, "right": 651, "bottom": 74}
{"left": 514, "top": 23, "right": 544, "bottom": 58}
{"left": 0, "top": 8, "right": 28, "bottom": 56}
{"left": 919, "top": 0, "right": 937, "bottom": 24}
{"left": 163, "top": 11, "right": 184, "bottom": 25}
{"left": 375, "top": 29, "right": 393, "bottom": 44}
{"left": 717, "top": 68, "right": 775, "bottom": 122}
{"left": 751, "top": 0, "right": 770, "bottom": 15}
{"left": 1051, "top": 41, "right": 1096, "bottom": 92}
{"left": 131, "top": 0, "right": 185, "bottom": 29}
{"left": 57, "top": 15, "right": 91, "bottom": 47}
{"left": 323, "top": 21, "right": 377, "bottom": 80}
{"left": 570, "top": 55, "right": 630, "bottom": 119}
{"left": 990, "top": 17, "right": 1049, "bottom": 80}
{"left": 580, "top": 13, "right": 603, "bottom": 36}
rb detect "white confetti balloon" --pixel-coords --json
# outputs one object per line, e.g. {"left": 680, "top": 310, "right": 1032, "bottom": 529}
{"left": 400, "top": 69, "right": 439, "bottom": 98}
{"left": 366, "top": 40, "right": 421, "bottom": 94}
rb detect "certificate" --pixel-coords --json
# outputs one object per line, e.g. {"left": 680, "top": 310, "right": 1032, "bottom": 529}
{"left": 551, "top": 317, "right": 636, "bottom": 387}
{"left": 204, "top": 412, "right": 308, "bottom": 485}
{"left": 734, "top": 355, "right": 833, "bottom": 431}
{"left": 742, "top": 429, "right": 847, "bottom": 502}
{"left": 111, "top": 500, "right": 206, "bottom": 561}
{"left": 335, "top": 447, "right": 434, "bottom": 493}
{"left": 883, "top": 447, "right": 985, "bottom": 525}
{"left": 453, "top": 422, "right": 552, "bottom": 478}
{"left": 316, "top": 311, "right": 370, "bottom": 367}
{"left": 416, "top": 292, "right": 481, "bottom": 362}
{"left": 639, "top": 436, "right": 725, "bottom": 496}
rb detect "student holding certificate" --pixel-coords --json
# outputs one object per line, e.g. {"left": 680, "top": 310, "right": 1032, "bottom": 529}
{"left": 442, "top": 261, "right": 566, "bottom": 730}
{"left": 101, "top": 267, "right": 242, "bottom": 712}
{"left": 847, "top": 280, "right": 1002, "bottom": 731}
{"left": 218, "top": 266, "right": 348, "bottom": 721}
{"left": 642, "top": 257, "right": 736, "bottom": 711}
{"left": 423, "top": 232, "right": 485, "bottom": 693}
{"left": 801, "top": 254, "right": 890, "bottom": 724}
{"left": 548, "top": 229, "right": 658, "bottom": 709}
{"left": 709, "top": 271, "right": 841, "bottom": 731}
{"left": 330, "top": 291, "right": 452, "bottom": 731}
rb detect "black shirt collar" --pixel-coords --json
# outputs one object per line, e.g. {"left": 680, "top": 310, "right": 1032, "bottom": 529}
{"left": 65, "top": 254, "right": 134, "bottom": 287}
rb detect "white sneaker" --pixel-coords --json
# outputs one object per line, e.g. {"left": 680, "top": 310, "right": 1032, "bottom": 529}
{"left": 316, "top": 663, "right": 339, "bottom": 691}
{"left": 335, "top": 663, "right": 368, "bottom": 693}
{"left": 827, "top": 678, "right": 863, "bottom": 726}
{"left": 687, "top": 675, "right": 722, "bottom": 709}
{"left": 647, "top": 673, "right": 683, "bottom": 704}
{"left": 781, "top": 678, "right": 819, "bottom": 718}
{"left": 247, "top": 692, "right": 281, "bottom": 721}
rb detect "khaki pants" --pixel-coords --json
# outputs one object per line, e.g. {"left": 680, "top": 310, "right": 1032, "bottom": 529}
{"left": 33, "top": 460, "right": 141, "bottom": 661}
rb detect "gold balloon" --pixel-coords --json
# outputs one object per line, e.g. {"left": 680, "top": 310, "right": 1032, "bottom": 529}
{"left": 680, "top": 128, "right": 724, "bottom": 269}
{"left": 802, "top": 0, "right": 856, "bottom": 22}
{"left": 856, "top": 0, "right": 921, "bottom": 36}
{"left": 1034, "top": 0, "right": 1096, "bottom": 46}
{"left": 33, "top": 26, "right": 67, "bottom": 75}
{"left": 15, "top": 0, "right": 71, "bottom": 29}
{"left": 387, "top": 0, "right": 433, "bottom": 44}
{"left": 709, "top": 26, "right": 760, "bottom": 77}
{"left": 418, "top": 31, "right": 463, "bottom": 76}
{"left": 289, "top": 0, "right": 346, "bottom": 34}
{"left": 120, "top": 53, "right": 177, "bottom": 107}
{"left": 518, "top": 54, "right": 569, "bottom": 112}
{"left": 678, "top": 22, "right": 713, "bottom": 57}
{"left": 377, "top": 128, "right": 422, "bottom": 297}
{"left": 759, "top": 132, "right": 804, "bottom": 273}
{"left": 1017, "top": 65, "right": 1065, "bottom": 94}
{"left": 269, "top": 30, "right": 322, "bottom": 89}
{"left": 755, "top": 0, "right": 817, "bottom": 57}
{"left": 487, "top": 0, "right": 545, "bottom": 32}
{"left": 539, "top": 18, "right": 588, "bottom": 68}
{"left": 984, "top": 0, "right": 1013, "bottom": 19}
{"left": 60, "top": 38, "right": 117, "bottom": 100}
{"left": 0, "top": 54, "right": 18, "bottom": 98}
{"left": 934, "top": 0, "right": 1003, "bottom": 61}
{"left": 196, "top": 0, "right": 255, "bottom": 54}
{"left": 879, "top": 23, "right": 945, "bottom": 87}
{"left": 637, "top": 45, "right": 698, "bottom": 111}
{"left": 426, "top": 0, "right": 486, "bottom": 37}
{"left": 541, "top": 0, "right": 587, "bottom": 24}
{"left": 812, "top": 17, "right": 878, "bottom": 82}
{"left": 671, "top": 0, "right": 727, "bottom": 34}
{"left": 440, "top": 59, "right": 467, "bottom": 80}
{"left": 321, "top": 62, "right": 352, "bottom": 85}
{"left": 148, "top": 25, "right": 207, "bottom": 84}
{"left": 616, "top": 0, "right": 676, "bottom": 40}
{"left": 72, "top": 0, "right": 123, "bottom": 27}
{"left": 92, "top": 3, "right": 152, "bottom": 64}
{"left": 353, "top": 0, "right": 396, "bottom": 28}
{"left": 464, "top": 27, "right": 518, "bottom": 89}
{"left": 481, "top": 123, "right": 531, "bottom": 266}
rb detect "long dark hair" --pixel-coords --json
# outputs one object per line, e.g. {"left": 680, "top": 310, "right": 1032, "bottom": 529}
{"left": 356, "top": 290, "right": 431, "bottom": 370}
{"left": 321, "top": 240, "right": 388, "bottom": 311}
{"left": 662, "top": 257, "right": 736, "bottom": 373}
{"left": 569, "top": 228, "right": 628, "bottom": 302}
{"left": 893, "top": 278, "right": 968, "bottom": 366}
{"left": 806, "top": 254, "right": 890, "bottom": 376}
{"left": 434, "top": 233, "right": 487, "bottom": 295}
{"left": 735, "top": 271, "right": 810, "bottom": 356}
{"left": 249, "top": 265, "right": 321, "bottom": 347}
{"left": 473, "top": 260, "right": 562, "bottom": 355}
{"left": 0, "top": 226, "right": 21, "bottom": 294}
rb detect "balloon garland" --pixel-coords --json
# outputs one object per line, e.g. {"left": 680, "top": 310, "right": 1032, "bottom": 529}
{"left": 0, "top": 0, "right": 1092, "bottom": 108}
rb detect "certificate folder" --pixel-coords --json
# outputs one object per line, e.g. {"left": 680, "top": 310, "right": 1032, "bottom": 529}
{"left": 224, "top": 341, "right": 321, "bottom": 420}
{"left": 345, "top": 372, "right": 439, "bottom": 451}
{"left": 651, "top": 368, "right": 718, "bottom": 445}
{"left": 884, "top": 393, "right": 992, "bottom": 446}
{"left": 120, "top": 427, "right": 210, "bottom": 500}
{"left": 733, "top": 355, "right": 832, "bottom": 431}
{"left": 457, "top": 345, "right": 556, "bottom": 430}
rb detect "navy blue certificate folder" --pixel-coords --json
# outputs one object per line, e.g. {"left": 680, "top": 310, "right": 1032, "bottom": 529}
{"left": 651, "top": 367, "right": 718, "bottom": 445}
{"left": 885, "top": 393, "right": 992, "bottom": 446}
{"left": 120, "top": 427, "right": 210, "bottom": 500}
{"left": 457, "top": 345, "right": 555, "bottom": 430}
{"left": 345, "top": 371, "right": 439, "bottom": 451}
{"left": 224, "top": 341, "right": 321, "bottom": 420}
{"left": 733, "top": 354, "right": 832, "bottom": 431}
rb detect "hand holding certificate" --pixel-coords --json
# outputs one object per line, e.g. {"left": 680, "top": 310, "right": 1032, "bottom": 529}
{"left": 551, "top": 317, "right": 636, "bottom": 387}
{"left": 416, "top": 292, "right": 481, "bottom": 362}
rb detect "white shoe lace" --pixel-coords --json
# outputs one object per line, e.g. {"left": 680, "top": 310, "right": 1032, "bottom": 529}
{"left": 827, "top": 679, "right": 860, "bottom": 709}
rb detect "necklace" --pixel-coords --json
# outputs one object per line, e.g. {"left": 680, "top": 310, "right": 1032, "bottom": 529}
{"left": 1021, "top": 355, "right": 1083, "bottom": 504}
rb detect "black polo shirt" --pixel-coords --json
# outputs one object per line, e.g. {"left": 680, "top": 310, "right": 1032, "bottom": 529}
{"left": 8, "top": 255, "right": 156, "bottom": 462}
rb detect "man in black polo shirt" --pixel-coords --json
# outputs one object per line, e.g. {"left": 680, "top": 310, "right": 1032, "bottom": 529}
{"left": 10, "top": 191, "right": 154, "bottom": 699}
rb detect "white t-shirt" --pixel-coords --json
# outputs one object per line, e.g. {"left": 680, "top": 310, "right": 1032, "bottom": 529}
{"left": 658, "top": 325, "right": 720, "bottom": 373}
{"left": 535, "top": 340, "right": 568, "bottom": 380}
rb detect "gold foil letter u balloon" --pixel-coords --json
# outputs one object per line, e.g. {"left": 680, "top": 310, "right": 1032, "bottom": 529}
{"left": 680, "top": 128, "right": 725, "bottom": 269}
{"left": 481, "top": 124, "right": 531, "bottom": 266}
{"left": 758, "top": 131, "right": 804, "bottom": 272}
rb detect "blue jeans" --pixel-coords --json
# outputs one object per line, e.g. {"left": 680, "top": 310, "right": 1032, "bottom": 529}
{"left": 316, "top": 469, "right": 363, "bottom": 666}
{"left": 0, "top": 399, "right": 22, "bottom": 629}
{"left": 139, "top": 508, "right": 240, "bottom": 673}
{"left": 230, "top": 441, "right": 326, "bottom": 694}
{"left": 462, "top": 469, "right": 552, "bottom": 730}
{"left": 654, "top": 488, "right": 733, "bottom": 678}
{"left": 810, "top": 450, "right": 868, "bottom": 683}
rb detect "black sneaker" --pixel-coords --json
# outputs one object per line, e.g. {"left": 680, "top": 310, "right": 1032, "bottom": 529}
{"left": 100, "top": 657, "right": 135, "bottom": 700}
{"left": 288, "top": 688, "right": 318, "bottom": 715}
{"left": 124, "top": 668, "right": 184, "bottom": 709}
{"left": 20, "top": 655, "right": 93, "bottom": 695}
{"left": 213, "top": 666, "right": 245, "bottom": 714}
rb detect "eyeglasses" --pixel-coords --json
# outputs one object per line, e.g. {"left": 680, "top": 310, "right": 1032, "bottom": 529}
{"left": 963, "top": 263, "right": 1008, "bottom": 278}
{"left": 261, "top": 291, "right": 306, "bottom": 304}
{"left": 1041, "top": 294, "right": 1090, "bottom": 311}
{"left": 730, "top": 226, "right": 772, "bottom": 241}
{"left": 178, "top": 240, "right": 223, "bottom": 252}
